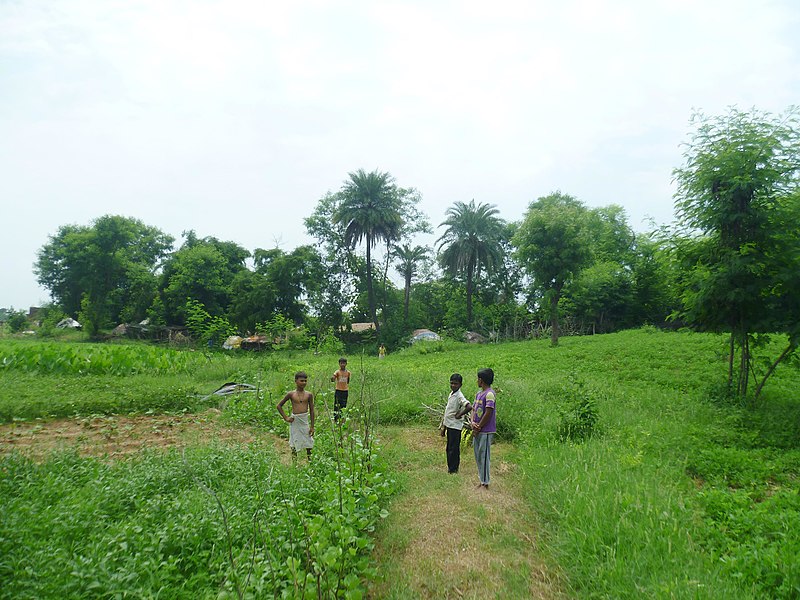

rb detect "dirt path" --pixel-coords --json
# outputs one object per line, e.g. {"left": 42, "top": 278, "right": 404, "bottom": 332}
{"left": 368, "top": 425, "right": 564, "bottom": 599}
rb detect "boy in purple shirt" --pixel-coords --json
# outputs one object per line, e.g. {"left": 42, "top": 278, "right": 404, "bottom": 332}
{"left": 471, "top": 368, "right": 496, "bottom": 489}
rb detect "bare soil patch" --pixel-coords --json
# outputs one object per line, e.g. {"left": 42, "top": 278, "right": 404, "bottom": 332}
{"left": 0, "top": 410, "right": 276, "bottom": 460}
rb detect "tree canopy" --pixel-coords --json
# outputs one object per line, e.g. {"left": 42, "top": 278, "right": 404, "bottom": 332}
{"left": 673, "top": 107, "right": 800, "bottom": 399}
{"left": 437, "top": 200, "right": 505, "bottom": 328}
{"left": 334, "top": 169, "right": 404, "bottom": 333}
{"left": 35, "top": 215, "right": 174, "bottom": 334}
{"left": 513, "top": 192, "right": 593, "bottom": 345}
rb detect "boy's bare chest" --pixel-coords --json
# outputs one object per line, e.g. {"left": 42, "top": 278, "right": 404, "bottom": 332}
{"left": 291, "top": 391, "right": 311, "bottom": 406}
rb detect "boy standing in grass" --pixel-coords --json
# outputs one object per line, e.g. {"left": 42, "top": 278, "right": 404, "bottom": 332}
{"left": 330, "top": 357, "right": 351, "bottom": 421}
{"left": 441, "top": 373, "right": 472, "bottom": 474}
{"left": 276, "top": 371, "right": 315, "bottom": 460}
{"left": 471, "top": 368, "right": 496, "bottom": 489}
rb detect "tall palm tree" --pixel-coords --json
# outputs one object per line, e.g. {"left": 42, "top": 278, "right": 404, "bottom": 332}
{"left": 393, "top": 244, "right": 430, "bottom": 320}
{"left": 437, "top": 200, "right": 505, "bottom": 327}
{"left": 334, "top": 169, "right": 402, "bottom": 331}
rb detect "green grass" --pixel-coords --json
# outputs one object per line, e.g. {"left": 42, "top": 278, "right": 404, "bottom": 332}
{"left": 2, "top": 330, "right": 800, "bottom": 598}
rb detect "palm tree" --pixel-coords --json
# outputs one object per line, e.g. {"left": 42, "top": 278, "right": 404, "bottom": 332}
{"left": 334, "top": 169, "right": 402, "bottom": 331}
{"left": 393, "top": 244, "right": 430, "bottom": 320}
{"left": 437, "top": 200, "right": 505, "bottom": 327}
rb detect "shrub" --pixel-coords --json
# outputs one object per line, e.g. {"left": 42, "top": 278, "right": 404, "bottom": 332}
{"left": 6, "top": 310, "right": 28, "bottom": 333}
{"left": 554, "top": 376, "right": 600, "bottom": 442}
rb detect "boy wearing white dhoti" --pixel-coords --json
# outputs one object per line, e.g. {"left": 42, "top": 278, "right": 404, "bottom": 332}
{"left": 276, "top": 371, "right": 315, "bottom": 460}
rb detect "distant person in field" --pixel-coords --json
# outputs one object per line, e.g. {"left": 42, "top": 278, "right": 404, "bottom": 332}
{"left": 440, "top": 373, "right": 472, "bottom": 474}
{"left": 378, "top": 343, "right": 386, "bottom": 359}
{"left": 471, "top": 368, "right": 496, "bottom": 489}
{"left": 330, "top": 357, "right": 351, "bottom": 421}
{"left": 276, "top": 371, "right": 315, "bottom": 461}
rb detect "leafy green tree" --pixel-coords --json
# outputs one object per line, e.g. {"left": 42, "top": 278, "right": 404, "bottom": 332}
{"left": 629, "top": 232, "right": 678, "bottom": 327}
{"left": 673, "top": 107, "right": 800, "bottom": 400}
{"left": 228, "top": 245, "right": 325, "bottom": 333}
{"left": 35, "top": 215, "right": 174, "bottom": 331}
{"left": 474, "top": 222, "right": 526, "bottom": 338}
{"left": 393, "top": 244, "right": 430, "bottom": 321}
{"left": 333, "top": 169, "right": 404, "bottom": 332}
{"left": 513, "top": 192, "right": 593, "bottom": 346}
{"left": 587, "top": 204, "right": 636, "bottom": 266}
{"left": 305, "top": 191, "right": 358, "bottom": 330}
{"left": 437, "top": 200, "right": 505, "bottom": 327}
{"left": 160, "top": 234, "right": 249, "bottom": 324}
{"left": 561, "top": 261, "right": 635, "bottom": 333}
{"left": 407, "top": 279, "right": 449, "bottom": 332}
{"left": 257, "top": 245, "right": 324, "bottom": 323}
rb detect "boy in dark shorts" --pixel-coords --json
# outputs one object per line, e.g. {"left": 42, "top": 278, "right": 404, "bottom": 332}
{"left": 330, "top": 357, "right": 351, "bottom": 421}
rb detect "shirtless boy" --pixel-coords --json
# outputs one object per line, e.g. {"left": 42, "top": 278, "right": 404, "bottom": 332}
{"left": 276, "top": 371, "right": 315, "bottom": 460}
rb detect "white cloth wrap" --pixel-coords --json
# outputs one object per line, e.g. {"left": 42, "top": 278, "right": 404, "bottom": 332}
{"left": 289, "top": 412, "right": 314, "bottom": 450}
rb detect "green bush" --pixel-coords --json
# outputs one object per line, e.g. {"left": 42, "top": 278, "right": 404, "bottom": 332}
{"left": 6, "top": 310, "right": 29, "bottom": 333}
{"left": 548, "top": 375, "right": 601, "bottom": 442}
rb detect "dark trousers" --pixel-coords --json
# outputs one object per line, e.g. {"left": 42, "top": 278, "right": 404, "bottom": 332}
{"left": 334, "top": 389, "right": 348, "bottom": 421}
{"left": 446, "top": 427, "right": 462, "bottom": 473}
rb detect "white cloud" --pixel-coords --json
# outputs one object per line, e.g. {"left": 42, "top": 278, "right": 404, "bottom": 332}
{"left": 1, "top": 0, "right": 799, "bottom": 307}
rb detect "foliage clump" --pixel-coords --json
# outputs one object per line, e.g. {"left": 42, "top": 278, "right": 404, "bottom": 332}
{"left": 554, "top": 376, "right": 600, "bottom": 442}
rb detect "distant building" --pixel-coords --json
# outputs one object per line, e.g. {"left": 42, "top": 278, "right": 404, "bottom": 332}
{"left": 346, "top": 322, "right": 377, "bottom": 333}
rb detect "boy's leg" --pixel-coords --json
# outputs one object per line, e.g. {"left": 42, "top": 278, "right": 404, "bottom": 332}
{"left": 334, "top": 391, "right": 348, "bottom": 422}
{"left": 473, "top": 433, "right": 491, "bottom": 486}
{"left": 446, "top": 427, "right": 461, "bottom": 473}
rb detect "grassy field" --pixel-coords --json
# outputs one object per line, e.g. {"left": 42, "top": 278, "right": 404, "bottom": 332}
{"left": 1, "top": 329, "right": 799, "bottom": 598}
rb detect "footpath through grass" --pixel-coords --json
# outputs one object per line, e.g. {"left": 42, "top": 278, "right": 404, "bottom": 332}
{"left": 368, "top": 425, "right": 564, "bottom": 600}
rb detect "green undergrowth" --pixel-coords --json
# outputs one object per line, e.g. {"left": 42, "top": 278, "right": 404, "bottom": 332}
{"left": 2, "top": 330, "right": 800, "bottom": 597}
{"left": 0, "top": 424, "right": 392, "bottom": 599}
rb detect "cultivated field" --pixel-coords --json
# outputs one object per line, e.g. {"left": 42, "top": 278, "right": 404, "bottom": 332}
{"left": 1, "top": 330, "right": 798, "bottom": 598}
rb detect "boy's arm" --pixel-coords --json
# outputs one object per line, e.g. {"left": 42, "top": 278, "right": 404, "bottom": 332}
{"left": 276, "top": 393, "right": 293, "bottom": 422}
{"left": 309, "top": 393, "right": 315, "bottom": 434}
{"left": 455, "top": 401, "right": 473, "bottom": 419}
{"left": 330, "top": 371, "right": 336, "bottom": 382}
{"left": 473, "top": 406, "right": 493, "bottom": 432}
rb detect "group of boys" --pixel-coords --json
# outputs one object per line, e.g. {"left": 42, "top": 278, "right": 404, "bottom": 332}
{"left": 276, "top": 357, "right": 497, "bottom": 489}
{"left": 441, "top": 368, "right": 496, "bottom": 489}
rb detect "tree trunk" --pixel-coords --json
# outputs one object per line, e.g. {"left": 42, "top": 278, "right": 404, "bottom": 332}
{"left": 550, "top": 291, "right": 560, "bottom": 346}
{"left": 366, "top": 242, "right": 378, "bottom": 333}
{"left": 466, "top": 259, "right": 475, "bottom": 327}
{"left": 754, "top": 342, "right": 798, "bottom": 401}
{"left": 381, "top": 240, "right": 391, "bottom": 332}
{"left": 404, "top": 273, "right": 411, "bottom": 321}
{"left": 728, "top": 333, "right": 735, "bottom": 388}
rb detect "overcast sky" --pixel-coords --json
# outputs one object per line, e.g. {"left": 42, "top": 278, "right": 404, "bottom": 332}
{"left": 2, "top": 0, "right": 799, "bottom": 310}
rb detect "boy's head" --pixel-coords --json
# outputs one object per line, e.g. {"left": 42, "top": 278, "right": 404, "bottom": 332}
{"left": 295, "top": 371, "right": 308, "bottom": 387}
{"left": 477, "top": 368, "right": 494, "bottom": 387}
{"left": 449, "top": 373, "right": 463, "bottom": 391}
{"left": 338, "top": 357, "right": 347, "bottom": 368}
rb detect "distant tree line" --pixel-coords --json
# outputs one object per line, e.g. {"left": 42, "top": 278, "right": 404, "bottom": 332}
{"left": 31, "top": 107, "right": 800, "bottom": 399}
